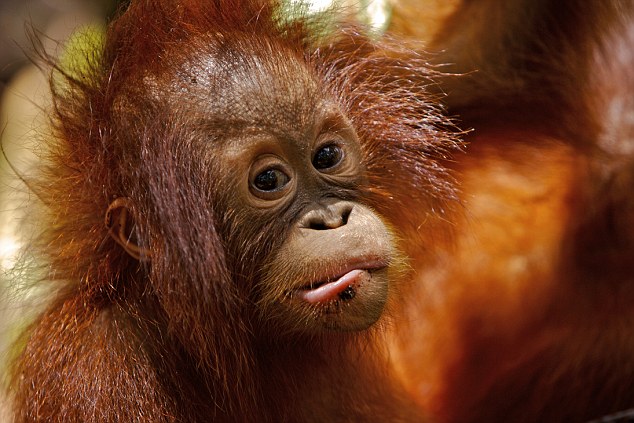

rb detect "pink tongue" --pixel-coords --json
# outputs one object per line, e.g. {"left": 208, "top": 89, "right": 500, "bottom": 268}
{"left": 299, "top": 269, "right": 366, "bottom": 304}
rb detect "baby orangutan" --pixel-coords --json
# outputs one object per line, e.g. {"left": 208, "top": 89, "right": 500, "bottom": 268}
{"left": 8, "top": 0, "right": 460, "bottom": 421}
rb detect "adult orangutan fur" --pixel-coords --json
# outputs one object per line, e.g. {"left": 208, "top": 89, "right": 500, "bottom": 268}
{"left": 388, "top": 1, "right": 634, "bottom": 422}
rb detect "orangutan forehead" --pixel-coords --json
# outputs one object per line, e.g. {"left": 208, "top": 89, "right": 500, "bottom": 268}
{"left": 162, "top": 37, "right": 324, "bottom": 131}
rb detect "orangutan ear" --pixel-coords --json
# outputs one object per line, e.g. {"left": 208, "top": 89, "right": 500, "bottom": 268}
{"left": 105, "top": 198, "right": 150, "bottom": 261}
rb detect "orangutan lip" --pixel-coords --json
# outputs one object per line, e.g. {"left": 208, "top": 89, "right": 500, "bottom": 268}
{"left": 299, "top": 260, "right": 387, "bottom": 290}
{"left": 293, "top": 259, "right": 387, "bottom": 304}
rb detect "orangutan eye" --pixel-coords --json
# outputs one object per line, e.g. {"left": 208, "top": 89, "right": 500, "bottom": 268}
{"left": 253, "top": 168, "right": 290, "bottom": 192}
{"left": 313, "top": 145, "right": 343, "bottom": 170}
